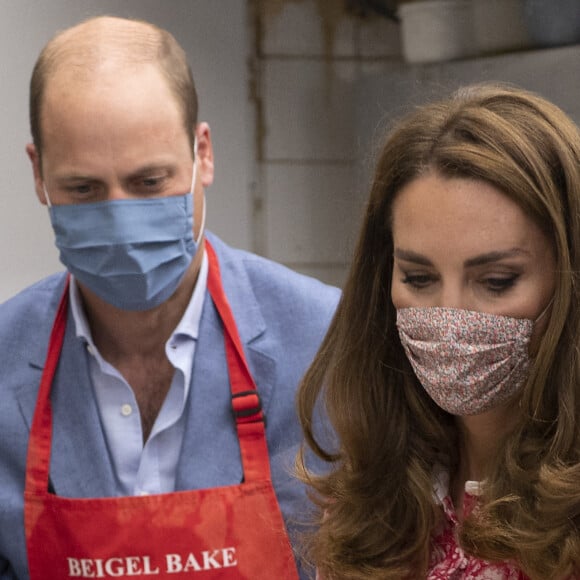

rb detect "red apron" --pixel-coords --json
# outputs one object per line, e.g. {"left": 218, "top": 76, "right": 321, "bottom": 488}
{"left": 24, "top": 241, "right": 300, "bottom": 579}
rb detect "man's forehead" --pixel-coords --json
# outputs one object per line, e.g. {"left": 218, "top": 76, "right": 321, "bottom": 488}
{"left": 46, "top": 58, "right": 157, "bottom": 94}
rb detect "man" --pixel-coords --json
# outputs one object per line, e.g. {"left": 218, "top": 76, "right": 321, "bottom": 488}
{"left": 0, "top": 16, "right": 339, "bottom": 579}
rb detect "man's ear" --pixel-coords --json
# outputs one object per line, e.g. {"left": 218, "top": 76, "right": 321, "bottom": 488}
{"left": 195, "top": 122, "right": 214, "bottom": 188}
{"left": 26, "top": 143, "right": 49, "bottom": 205}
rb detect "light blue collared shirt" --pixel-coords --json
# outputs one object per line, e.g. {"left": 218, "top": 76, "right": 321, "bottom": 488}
{"left": 70, "top": 251, "right": 208, "bottom": 496}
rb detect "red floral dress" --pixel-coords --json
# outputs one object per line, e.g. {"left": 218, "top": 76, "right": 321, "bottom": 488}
{"left": 428, "top": 476, "right": 528, "bottom": 579}
{"left": 317, "top": 473, "right": 558, "bottom": 579}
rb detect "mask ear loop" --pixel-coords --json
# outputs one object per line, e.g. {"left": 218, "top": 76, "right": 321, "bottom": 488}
{"left": 535, "top": 297, "right": 554, "bottom": 324}
{"left": 196, "top": 193, "right": 206, "bottom": 246}
{"left": 43, "top": 184, "right": 53, "bottom": 208}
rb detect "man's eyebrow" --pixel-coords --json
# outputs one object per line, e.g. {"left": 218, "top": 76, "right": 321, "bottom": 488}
{"left": 55, "top": 164, "right": 175, "bottom": 183}
{"left": 129, "top": 163, "right": 174, "bottom": 175}
{"left": 55, "top": 173, "right": 98, "bottom": 183}
{"left": 127, "top": 165, "right": 182, "bottom": 185}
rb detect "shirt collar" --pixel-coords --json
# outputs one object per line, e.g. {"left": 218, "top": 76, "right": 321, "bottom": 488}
{"left": 433, "top": 466, "right": 484, "bottom": 504}
{"left": 432, "top": 466, "right": 484, "bottom": 524}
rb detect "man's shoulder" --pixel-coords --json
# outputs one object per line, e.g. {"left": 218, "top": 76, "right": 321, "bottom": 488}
{"left": 0, "top": 272, "right": 66, "bottom": 333}
{"left": 207, "top": 232, "right": 341, "bottom": 315}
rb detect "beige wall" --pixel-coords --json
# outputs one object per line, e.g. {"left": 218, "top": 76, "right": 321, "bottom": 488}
{"left": 2, "top": 0, "right": 580, "bottom": 301}
{"left": 254, "top": 1, "right": 400, "bottom": 287}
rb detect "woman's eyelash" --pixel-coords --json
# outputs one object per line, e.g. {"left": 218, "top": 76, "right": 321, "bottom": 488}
{"left": 401, "top": 273, "right": 435, "bottom": 288}
{"left": 484, "top": 274, "right": 520, "bottom": 293}
{"left": 400, "top": 272, "right": 521, "bottom": 293}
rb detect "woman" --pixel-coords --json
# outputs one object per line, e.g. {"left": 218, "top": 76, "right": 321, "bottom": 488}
{"left": 297, "top": 83, "right": 580, "bottom": 579}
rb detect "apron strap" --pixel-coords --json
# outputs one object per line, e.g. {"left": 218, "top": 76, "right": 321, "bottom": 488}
{"left": 205, "top": 241, "right": 272, "bottom": 482}
{"left": 25, "top": 276, "right": 70, "bottom": 494}
{"left": 25, "top": 242, "right": 273, "bottom": 494}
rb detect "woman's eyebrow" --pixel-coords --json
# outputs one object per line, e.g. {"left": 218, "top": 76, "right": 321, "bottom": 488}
{"left": 393, "top": 247, "right": 530, "bottom": 268}
{"left": 464, "top": 248, "right": 530, "bottom": 268}
{"left": 393, "top": 249, "right": 433, "bottom": 266}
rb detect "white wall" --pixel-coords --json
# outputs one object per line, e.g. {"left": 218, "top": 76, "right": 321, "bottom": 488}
{"left": 0, "top": 0, "right": 251, "bottom": 302}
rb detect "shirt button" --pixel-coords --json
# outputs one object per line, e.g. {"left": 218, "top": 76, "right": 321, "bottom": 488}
{"left": 86, "top": 344, "right": 95, "bottom": 356}
{"left": 121, "top": 404, "right": 133, "bottom": 417}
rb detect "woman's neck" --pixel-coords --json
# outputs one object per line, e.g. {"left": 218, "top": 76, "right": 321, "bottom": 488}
{"left": 451, "top": 403, "right": 518, "bottom": 515}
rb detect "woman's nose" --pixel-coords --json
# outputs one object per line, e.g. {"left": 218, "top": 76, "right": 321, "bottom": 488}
{"left": 436, "top": 284, "right": 466, "bottom": 310}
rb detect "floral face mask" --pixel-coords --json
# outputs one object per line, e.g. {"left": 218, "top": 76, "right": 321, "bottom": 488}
{"left": 396, "top": 307, "right": 541, "bottom": 415}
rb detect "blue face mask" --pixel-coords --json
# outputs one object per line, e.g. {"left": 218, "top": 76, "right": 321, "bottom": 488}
{"left": 44, "top": 159, "right": 204, "bottom": 311}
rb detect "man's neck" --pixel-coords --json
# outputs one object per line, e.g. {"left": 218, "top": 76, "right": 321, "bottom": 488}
{"left": 79, "top": 249, "right": 203, "bottom": 364}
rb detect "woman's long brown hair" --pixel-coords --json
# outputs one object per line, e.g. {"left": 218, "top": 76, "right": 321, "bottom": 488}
{"left": 297, "top": 83, "right": 580, "bottom": 579}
